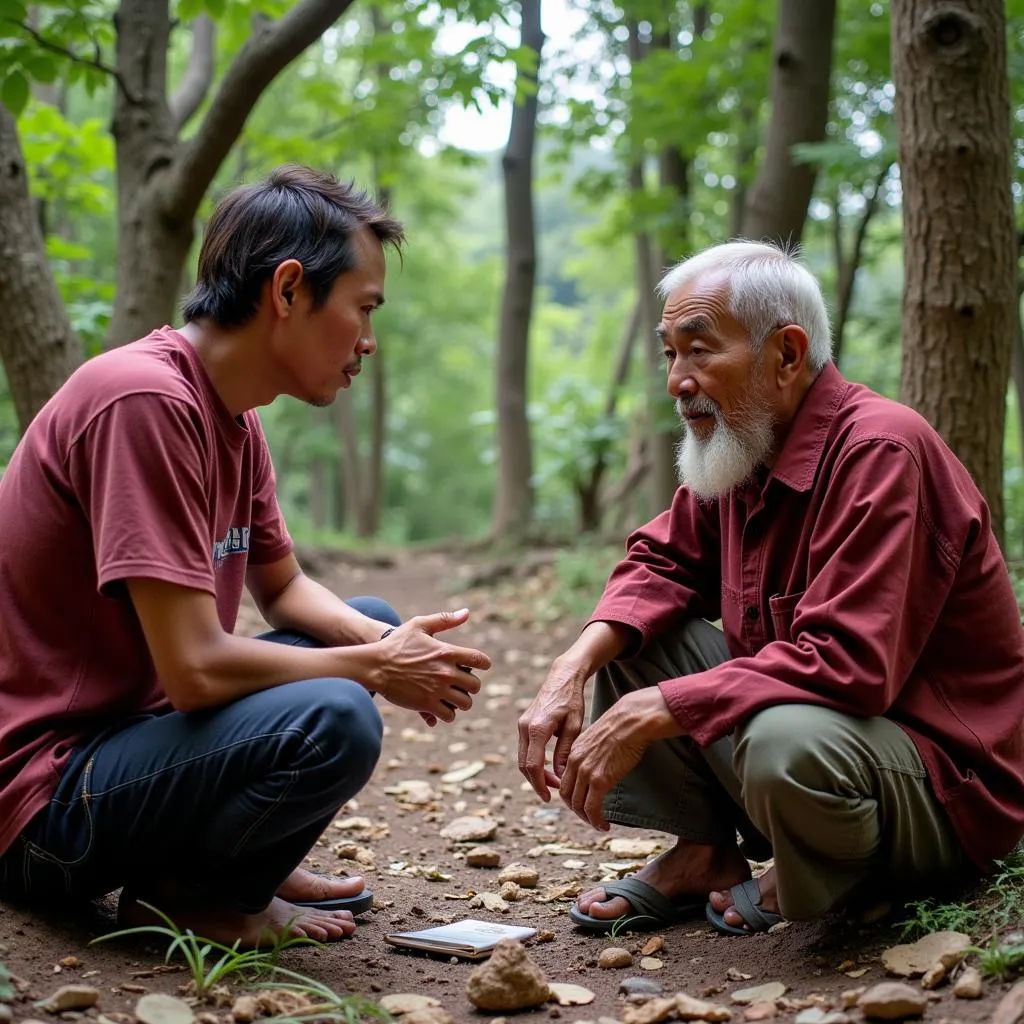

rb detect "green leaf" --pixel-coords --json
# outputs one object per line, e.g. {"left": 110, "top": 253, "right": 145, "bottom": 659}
{"left": 1, "top": 70, "right": 28, "bottom": 115}
{"left": 0, "top": 0, "right": 28, "bottom": 23}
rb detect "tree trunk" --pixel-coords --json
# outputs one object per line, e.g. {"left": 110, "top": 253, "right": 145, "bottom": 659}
{"left": 892, "top": 0, "right": 1015, "bottom": 545}
{"left": 105, "top": 0, "right": 355, "bottom": 346}
{"left": 491, "top": 0, "right": 543, "bottom": 541}
{"left": 742, "top": 0, "right": 837, "bottom": 246}
{"left": 0, "top": 106, "right": 81, "bottom": 431}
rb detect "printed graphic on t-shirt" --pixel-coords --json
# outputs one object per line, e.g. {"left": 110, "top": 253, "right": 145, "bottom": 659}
{"left": 213, "top": 526, "right": 250, "bottom": 565}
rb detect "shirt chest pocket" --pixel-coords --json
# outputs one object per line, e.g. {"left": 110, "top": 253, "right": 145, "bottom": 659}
{"left": 768, "top": 590, "right": 805, "bottom": 644}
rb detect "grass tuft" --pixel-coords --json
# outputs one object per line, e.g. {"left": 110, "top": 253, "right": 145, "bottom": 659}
{"left": 90, "top": 903, "right": 318, "bottom": 998}
{"left": 256, "top": 968, "right": 391, "bottom": 1024}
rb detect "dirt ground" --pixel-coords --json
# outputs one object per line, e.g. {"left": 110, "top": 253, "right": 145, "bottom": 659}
{"left": 0, "top": 550, "right": 1016, "bottom": 1024}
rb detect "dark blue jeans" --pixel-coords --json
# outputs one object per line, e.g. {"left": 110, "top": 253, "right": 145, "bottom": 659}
{"left": 0, "top": 596, "right": 398, "bottom": 914}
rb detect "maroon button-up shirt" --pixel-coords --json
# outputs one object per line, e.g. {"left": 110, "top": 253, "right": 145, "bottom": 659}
{"left": 590, "top": 363, "right": 1024, "bottom": 870}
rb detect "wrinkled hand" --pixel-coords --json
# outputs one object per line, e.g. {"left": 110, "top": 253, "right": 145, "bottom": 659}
{"left": 517, "top": 659, "right": 588, "bottom": 802}
{"left": 376, "top": 609, "right": 491, "bottom": 724}
{"left": 558, "top": 688, "right": 681, "bottom": 831}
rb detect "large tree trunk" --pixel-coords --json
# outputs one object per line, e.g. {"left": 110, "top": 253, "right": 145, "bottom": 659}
{"left": 0, "top": 106, "right": 81, "bottom": 431}
{"left": 491, "top": 0, "right": 543, "bottom": 541}
{"left": 742, "top": 0, "right": 837, "bottom": 246}
{"left": 106, "top": 0, "right": 355, "bottom": 346}
{"left": 892, "top": 0, "right": 1015, "bottom": 545}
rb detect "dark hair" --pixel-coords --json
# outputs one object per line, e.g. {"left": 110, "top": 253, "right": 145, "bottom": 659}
{"left": 181, "top": 165, "right": 405, "bottom": 327}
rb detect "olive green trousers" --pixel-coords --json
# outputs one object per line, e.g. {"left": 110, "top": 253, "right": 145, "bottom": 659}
{"left": 592, "top": 619, "right": 968, "bottom": 920}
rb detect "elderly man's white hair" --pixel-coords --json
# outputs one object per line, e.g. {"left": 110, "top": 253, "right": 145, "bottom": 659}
{"left": 658, "top": 240, "right": 833, "bottom": 372}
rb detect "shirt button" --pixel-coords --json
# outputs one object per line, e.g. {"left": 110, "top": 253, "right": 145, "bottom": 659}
{"left": 745, "top": 605, "right": 759, "bottom": 622}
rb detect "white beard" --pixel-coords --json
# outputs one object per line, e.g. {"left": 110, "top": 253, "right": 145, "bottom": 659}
{"left": 674, "top": 394, "right": 775, "bottom": 500}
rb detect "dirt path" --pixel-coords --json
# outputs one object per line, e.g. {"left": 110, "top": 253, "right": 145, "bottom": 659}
{"left": 0, "top": 551, "right": 1008, "bottom": 1023}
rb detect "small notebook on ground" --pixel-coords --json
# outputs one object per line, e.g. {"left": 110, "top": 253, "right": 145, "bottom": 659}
{"left": 384, "top": 919, "right": 538, "bottom": 959}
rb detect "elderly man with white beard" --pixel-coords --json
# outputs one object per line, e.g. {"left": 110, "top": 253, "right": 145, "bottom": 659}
{"left": 517, "top": 241, "right": 1024, "bottom": 936}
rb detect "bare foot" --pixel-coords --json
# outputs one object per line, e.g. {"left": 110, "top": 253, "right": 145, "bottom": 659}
{"left": 118, "top": 887, "right": 357, "bottom": 949}
{"left": 708, "top": 865, "right": 780, "bottom": 930}
{"left": 576, "top": 838, "right": 750, "bottom": 921}
{"left": 276, "top": 867, "right": 366, "bottom": 904}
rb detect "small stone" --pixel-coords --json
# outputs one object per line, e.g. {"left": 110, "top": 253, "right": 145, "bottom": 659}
{"left": 880, "top": 932, "right": 971, "bottom": 978}
{"left": 442, "top": 760, "right": 487, "bottom": 784}
{"left": 466, "top": 847, "right": 501, "bottom": 868}
{"left": 744, "top": 1004, "right": 776, "bottom": 1021}
{"left": 499, "top": 881, "right": 523, "bottom": 901}
{"left": 639, "top": 957, "right": 663, "bottom": 971}
{"left": 378, "top": 994, "right": 443, "bottom": 1015}
{"left": 57, "top": 960, "right": 79, "bottom": 971}
{"left": 857, "top": 982, "right": 928, "bottom": 1020}
{"left": 598, "top": 948, "right": 633, "bottom": 970}
{"left": 37, "top": 987, "right": 101, "bottom": 1014}
{"left": 674, "top": 992, "right": 733, "bottom": 1021}
{"left": 952, "top": 966, "right": 982, "bottom": 999}
{"left": 794, "top": 1010, "right": 851, "bottom": 1024}
{"left": 230, "top": 996, "right": 258, "bottom": 1023}
{"left": 608, "top": 839, "right": 660, "bottom": 858}
{"left": 535, "top": 930, "right": 555, "bottom": 943}
{"left": 727, "top": 968, "right": 753, "bottom": 982}
{"left": 920, "top": 963, "right": 946, "bottom": 990}
{"left": 621, "top": 997, "right": 676, "bottom": 1024}
{"left": 440, "top": 816, "right": 498, "bottom": 843}
{"left": 548, "top": 984, "right": 596, "bottom": 1007}
{"left": 641, "top": 936, "right": 665, "bottom": 957}
{"left": 498, "top": 864, "right": 539, "bottom": 888}
{"left": 839, "top": 988, "right": 865, "bottom": 1010}
{"left": 466, "top": 939, "right": 549, "bottom": 1011}
{"left": 619, "top": 976, "right": 664, "bottom": 1000}
{"left": 991, "top": 980, "right": 1024, "bottom": 1024}
{"left": 0, "top": 1007, "right": 11, "bottom": 1024}
{"left": 731, "top": 983, "right": 786, "bottom": 1005}
{"left": 134, "top": 995, "right": 196, "bottom": 1024}
{"left": 469, "top": 892, "right": 509, "bottom": 914}
{"left": 403, "top": 1011, "right": 452, "bottom": 1024}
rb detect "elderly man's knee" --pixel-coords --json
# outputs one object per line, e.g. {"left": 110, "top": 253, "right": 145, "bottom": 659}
{"left": 734, "top": 705, "right": 831, "bottom": 801}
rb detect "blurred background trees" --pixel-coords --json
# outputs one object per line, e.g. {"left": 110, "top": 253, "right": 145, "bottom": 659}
{"left": 0, "top": 0, "right": 1022, "bottom": 599}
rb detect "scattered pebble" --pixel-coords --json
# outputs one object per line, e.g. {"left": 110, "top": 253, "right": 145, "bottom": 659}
{"left": 880, "top": 932, "right": 970, "bottom": 978}
{"left": 731, "top": 982, "right": 787, "bottom": 1005}
{"left": 466, "top": 940, "right": 549, "bottom": 1011}
{"left": 674, "top": 992, "right": 733, "bottom": 1021}
{"left": 134, "top": 994, "right": 195, "bottom": 1024}
{"left": 743, "top": 1003, "right": 777, "bottom": 1021}
{"left": 598, "top": 947, "right": 633, "bottom": 970}
{"left": 440, "top": 816, "right": 498, "bottom": 843}
{"left": 794, "top": 1009, "right": 851, "bottom": 1024}
{"left": 466, "top": 847, "right": 501, "bottom": 868}
{"left": 641, "top": 936, "right": 665, "bottom": 957}
{"left": 619, "top": 977, "right": 664, "bottom": 1000}
{"left": 498, "top": 864, "right": 539, "bottom": 888}
{"left": 229, "top": 996, "right": 258, "bottom": 1023}
{"left": 621, "top": 996, "right": 676, "bottom": 1024}
{"left": 990, "top": 979, "right": 1024, "bottom": 1024}
{"left": 36, "top": 986, "right": 101, "bottom": 1013}
{"left": 378, "top": 994, "right": 442, "bottom": 1015}
{"left": 547, "top": 983, "right": 595, "bottom": 1006}
{"left": 856, "top": 981, "right": 928, "bottom": 1020}
{"left": 639, "top": 957, "right": 664, "bottom": 972}
{"left": 953, "top": 965, "right": 982, "bottom": 999}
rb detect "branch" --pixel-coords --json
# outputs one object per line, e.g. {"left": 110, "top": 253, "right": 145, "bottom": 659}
{"left": 5, "top": 17, "right": 140, "bottom": 103}
{"left": 164, "top": 0, "right": 356, "bottom": 221}
{"left": 169, "top": 15, "right": 216, "bottom": 132}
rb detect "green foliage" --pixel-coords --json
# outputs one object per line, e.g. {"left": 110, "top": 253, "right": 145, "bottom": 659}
{"left": 0, "top": 959, "right": 13, "bottom": 1003}
{"left": 899, "top": 845, "right": 1024, "bottom": 943}
{"left": 90, "top": 901, "right": 318, "bottom": 997}
{"left": 971, "top": 935, "right": 1024, "bottom": 980}
{"left": 256, "top": 968, "right": 391, "bottom": 1024}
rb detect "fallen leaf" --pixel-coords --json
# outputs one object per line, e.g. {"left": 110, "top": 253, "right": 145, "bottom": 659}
{"left": 442, "top": 761, "right": 487, "bottom": 784}
{"left": 642, "top": 936, "right": 665, "bottom": 957}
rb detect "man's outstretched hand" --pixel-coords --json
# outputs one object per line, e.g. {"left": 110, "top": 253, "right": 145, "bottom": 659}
{"left": 374, "top": 608, "right": 490, "bottom": 724}
{"left": 558, "top": 687, "right": 683, "bottom": 830}
{"left": 517, "top": 658, "right": 589, "bottom": 802}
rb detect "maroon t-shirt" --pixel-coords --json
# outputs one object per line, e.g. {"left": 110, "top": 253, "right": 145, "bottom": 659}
{"left": 590, "top": 363, "right": 1024, "bottom": 871}
{"left": 0, "top": 328, "right": 292, "bottom": 856}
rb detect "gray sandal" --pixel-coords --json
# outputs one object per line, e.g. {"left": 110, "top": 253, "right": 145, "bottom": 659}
{"left": 569, "top": 877, "right": 705, "bottom": 933}
{"left": 705, "top": 877, "right": 782, "bottom": 936}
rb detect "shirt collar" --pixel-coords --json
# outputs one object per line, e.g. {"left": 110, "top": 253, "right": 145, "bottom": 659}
{"left": 766, "top": 361, "right": 848, "bottom": 493}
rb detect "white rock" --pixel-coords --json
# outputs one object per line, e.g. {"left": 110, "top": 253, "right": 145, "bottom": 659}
{"left": 794, "top": 1010, "right": 851, "bottom": 1024}
{"left": 36, "top": 986, "right": 101, "bottom": 1013}
{"left": 440, "top": 816, "right": 498, "bottom": 842}
{"left": 498, "top": 863, "right": 539, "bottom": 888}
{"left": 442, "top": 761, "right": 487, "bottom": 784}
{"left": 639, "top": 957, "right": 664, "bottom": 971}
{"left": 731, "top": 982, "right": 787, "bottom": 1005}
{"left": 608, "top": 839, "right": 661, "bottom": 858}
{"left": 856, "top": 982, "right": 928, "bottom": 1020}
{"left": 135, "top": 994, "right": 196, "bottom": 1024}
{"left": 379, "top": 994, "right": 443, "bottom": 1015}
{"left": 598, "top": 947, "right": 633, "bottom": 969}
{"left": 674, "top": 992, "right": 733, "bottom": 1021}
{"left": 548, "top": 983, "right": 596, "bottom": 1006}
{"left": 384, "top": 779, "right": 437, "bottom": 804}
{"left": 953, "top": 965, "right": 982, "bottom": 999}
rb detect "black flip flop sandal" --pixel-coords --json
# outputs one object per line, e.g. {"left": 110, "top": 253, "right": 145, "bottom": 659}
{"left": 705, "top": 877, "right": 783, "bottom": 936}
{"left": 569, "top": 877, "right": 705, "bottom": 933}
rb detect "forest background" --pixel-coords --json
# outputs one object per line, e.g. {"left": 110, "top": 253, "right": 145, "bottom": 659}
{"left": 1, "top": 0, "right": 1022, "bottom": 608}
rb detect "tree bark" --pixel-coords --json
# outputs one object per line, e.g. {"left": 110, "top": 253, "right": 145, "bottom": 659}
{"left": 892, "top": 0, "right": 1015, "bottom": 545}
{"left": 742, "top": 0, "right": 837, "bottom": 246}
{"left": 169, "top": 15, "right": 216, "bottom": 131}
{"left": 491, "top": 0, "right": 543, "bottom": 541}
{"left": 106, "top": 0, "right": 355, "bottom": 347}
{"left": 0, "top": 106, "right": 81, "bottom": 431}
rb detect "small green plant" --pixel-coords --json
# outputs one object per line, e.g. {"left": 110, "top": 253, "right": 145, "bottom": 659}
{"left": 90, "top": 902, "right": 318, "bottom": 998}
{"left": 969, "top": 934, "right": 1024, "bottom": 979}
{"left": 257, "top": 967, "right": 391, "bottom": 1024}
{"left": 608, "top": 914, "right": 646, "bottom": 939}
{"left": 899, "top": 844, "right": 1024, "bottom": 946}
{"left": 0, "top": 960, "right": 14, "bottom": 1003}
